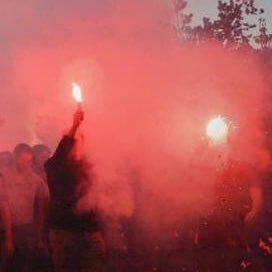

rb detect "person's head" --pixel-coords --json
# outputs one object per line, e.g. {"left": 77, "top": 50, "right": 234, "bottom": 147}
{"left": 13, "top": 143, "right": 33, "bottom": 170}
{"left": 32, "top": 144, "right": 51, "bottom": 167}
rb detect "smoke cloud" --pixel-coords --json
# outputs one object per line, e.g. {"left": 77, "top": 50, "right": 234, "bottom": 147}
{"left": 0, "top": 0, "right": 270, "bottom": 248}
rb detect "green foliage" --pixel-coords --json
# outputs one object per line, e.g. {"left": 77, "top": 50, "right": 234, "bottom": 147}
{"left": 196, "top": 0, "right": 263, "bottom": 48}
{"left": 255, "top": 18, "right": 272, "bottom": 50}
{"left": 175, "top": 0, "right": 269, "bottom": 50}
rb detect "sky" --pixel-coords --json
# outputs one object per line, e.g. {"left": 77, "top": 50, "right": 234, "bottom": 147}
{"left": 187, "top": 0, "right": 272, "bottom": 28}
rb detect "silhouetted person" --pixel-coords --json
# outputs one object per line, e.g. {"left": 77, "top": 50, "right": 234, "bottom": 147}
{"left": 0, "top": 173, "right": 13, "bottom": 272}
{"left": 0, "top": 151, "right": 14, "bottom": 271}
{"left": 32, "top": 144, "right": 53, "bottom": 272}
{"left": 0, "top": 143, "right": 49, "bottom": 272}
{"left": 45, "top": 109, "right": 106, "bottom": 272}
{"left": 32, "top": 144, "right": 51, "bottom": 181}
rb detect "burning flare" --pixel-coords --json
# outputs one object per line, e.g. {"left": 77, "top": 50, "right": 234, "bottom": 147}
{"left": 72, "top": 82, "right": 83, "bottom": 103}
{"left": 206, "top": 116, "right": 228, "bottom": 143}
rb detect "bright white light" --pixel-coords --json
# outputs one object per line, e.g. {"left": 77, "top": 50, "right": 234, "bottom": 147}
{"left": 72, "top": 82, "right": 83, "bottom": 103}
{"left": 206, "top": 116, "right": 228, "bottom": 143}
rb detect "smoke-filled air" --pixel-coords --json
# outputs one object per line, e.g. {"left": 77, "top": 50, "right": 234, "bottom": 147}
{"left": 1, "top": 0, "right": 272, "bottom": 270}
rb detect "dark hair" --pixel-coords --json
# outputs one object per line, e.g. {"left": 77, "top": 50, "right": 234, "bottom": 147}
{"left": 32, "top": 144, "right": 51, "bottom": 156}
{"left": 13, "top": 143, "right": 33, "bottom": 156}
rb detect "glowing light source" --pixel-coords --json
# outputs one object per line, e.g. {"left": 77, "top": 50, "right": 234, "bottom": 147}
{"left": 206, "top": 116, "right": 228, "bottom": 143}
{"left": 72, "top": 82, "right": 83, "bottom": 103}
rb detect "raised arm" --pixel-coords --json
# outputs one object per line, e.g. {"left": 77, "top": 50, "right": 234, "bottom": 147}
{"left": 46, "top": 109, "right": 84, "bottom": 163}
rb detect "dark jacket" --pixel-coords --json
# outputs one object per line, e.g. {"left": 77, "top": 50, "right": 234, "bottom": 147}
{"left": 45, "top": 136, "right": 100, "bottom": 231}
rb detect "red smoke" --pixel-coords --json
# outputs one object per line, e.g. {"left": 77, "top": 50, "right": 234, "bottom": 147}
{"left": 1, "top": 0, "right": 270, "bottom": 245}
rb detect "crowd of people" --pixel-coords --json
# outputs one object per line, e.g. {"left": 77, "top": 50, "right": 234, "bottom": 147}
{"left": 0, "top": 109, "right": 272, "bottom": 272}
{"left": 0, "top": 110, "right": 105, "bottom": 272}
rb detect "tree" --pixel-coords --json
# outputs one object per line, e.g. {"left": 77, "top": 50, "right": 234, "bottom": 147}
{"left": 255, "top": 18, "right": 272, "bottom": 50}
{"left": 183, "top": 0, "right": 264, "bottom": 49}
